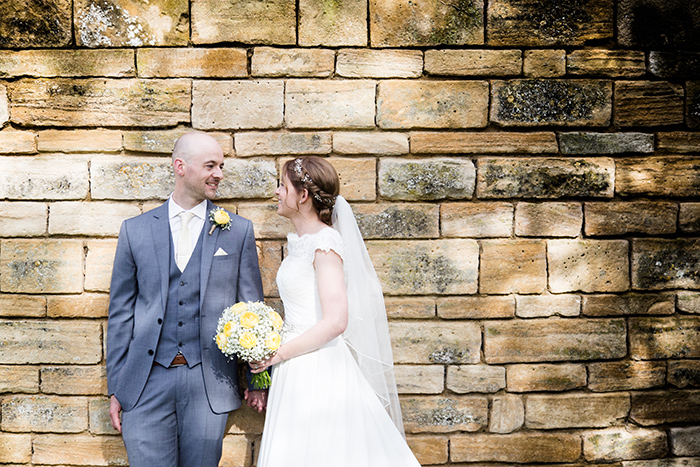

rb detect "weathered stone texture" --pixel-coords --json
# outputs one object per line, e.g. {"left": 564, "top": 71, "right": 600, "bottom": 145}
{"left": 688, "top": 81, "right": 700, "bottom": 129}
{"left": 0, "top": 49, "right": 135, "bottom": 78}
{"left": 442, "top": 202, "right": 513, "bottom": 238}
{"left": 334, "top": 132, "right": 408, "bottom": 155}
{"left": 584, "top": 428, "right": 669, "bottom": 462}
{"left": 560, "top": 132, "right": 654, "bottom": 154}
{"left": 649, "top": 51, "right": 700, "bottom": 78}
{"left": 220, "top": 435, "right": 254, "bottom": 467}
{"left": 0, "top": 320, "right": 102, "bottom": 364}
{"left": 437, "top": 295, "right": 514, "bottom": 320}
{"left": 478, "top": 158, "right": 615, "bottom": 199}
{"left": 425, "top": 49, "right": 521, "bottom": 76}
{"left": 680, "top": 204, "right": 700, "bottom": 233}
{"left": 0, "top": 156, "right": 88, "bottom": 200}
{"left": 670, "top": 427, "right": 700, "bottom": 456}
{"left": 630, "top": 317, "right": 700, "bottom": 360}
{"left": 407, "top": 434, "right": 449, "bottom": 465}
{"left": 632, "top": 239, "right": 700, "bottom": 290}
{"left": 329, "top": 157, "right": 377, "bottom": 201}
{"left": 567, "top": 49, "right": 646, "bottom": 77}
{"left": 354, "top": 204, "right": 439, "bottom": 239}
{"left": 38, "top": 129, "right": 123, "bottom": 153}
{"left": 677, "top": 291, "right": 700, "bottom": 315}
{"left": 526, "top": 393, "right": 630, "bottom": 429}
{"left": 379, "top": 158, "right": 475, "bottom": 201}
{"left": 394, "top": 365, "right": 445, "bottom": 394}
{"left": 487, "top": 0, "right": 613, "bottom": 46}
{"left": 137, "top": 48, "right": 247, "bottom": 78}
{"left": 0, "top": 240, "right": 84, "bottom": 293}
{"left": 299, "top": 0, "right": 366, "bottom": 46}
{"left": 378, "top": 80, "right": 489, "bottom": 129}
{"left": 386, "top": 297, "right": 436, "bottom": 319}
{"left": 451, "top": 432, "right": 581, "bottom": 463}
{"left": 515, "top": 202, "right": 582, "bottom": 237}
{"left": 516, "top": 294, "right": 580, "bottom": 318}
{"left": 0, "top": 433, "right": 32, "bottom": 463}
{"left": 507, "top": 363, "right": 587, "bottom": 392}
{"left": 484, "top": 318, "right": 626, "bottom": 363}
{"left": 2, "top": 395, "right": 87, "bottom": 432}
{"left": 585, "top": 202, "right": 677, "bottom": 236}
{"left": 193, "top": 80, "right": 284, "bottom": 130}
{"left": 614, "top": 81, "right": 684, "bottom": 127}
{"left": 0, "top": 366, "right": 39, "bottom": 393}
{"left": 32, "top": 433, "right": 129, "bottom": 465}
{"left": 480, "top": 240, "right": 547, "bottom": 294}
{"left": 588, "top": 361, "right": 666, "bottom": 392}
{"left": 617, "top": 0, "right": 700, "bottom": 50}
{"left": 47, "top": 294, "right": 110, "bottom": 319}
{"left": 548, "top": 239, "right": 630, "bottom": 293}
{"left": 286, "top": 80, "right": 376, "bottom": 129}
{"left": 491, "top": 79, "right": 612, "bottom": 126}
{"left": 370, "top": 0, "right": 484, "bottom": 47}
{"left": 617, "top": 157, "right": 700, "bottom": 197}
{"left": 49, "top": 202, "right": 141, "bottom": 236}
{"left": 657, "top": 132, "right": 700, "bottom": 153}
{"left": 0, "top": 202, "right": 47, "bottom": 237}
{"left": 0, "top": 130, "right": 36, "bottom": 154}
{"left": 0, "top": 84, "right": 7, "bottom": 125}
{"left": 237, "top": 204, "right": 292, "bottom": 240}
{"left": 582, "top": 293, "right": 675, "bottom": 317}
{"left": 235, "top": 132, "right": 332, "bottom": 157}
{"left": 489, "top": 394, "right": 525, "bottom": 433}
{"left": 447, "top": 365, "right": 506, "bottom": 394}
{"left": 389, "top": 321, "right": 481, "bottom": 364}
{"left": 631, "top": 391, "right": 700, "bottom": 425}
{"left": 0, "top": 294, "right": 45, "bottom": 318}
{"left": 400, "top": 395, "right": 488, "bottom": 433}
{"left": 91, "top": 156, "right": 173, "bottom": 200}
{"left": 123, "top": 130, "right": 232, "bottom": 155}
{"left": 337, "top": 49, "right": 423, "bottom": 78}
{"left": 85, "top": 240, "right": 118, "bottom": 292}
{"left": 410, "top": 131, "right": 558, "bottom": 154}
{"left": 523, "top": 49, "right": 566, "bottom": 77}
{"left": 0, "top": 0, "right": 72, "bottom": 48}
{"left": 668, "top": 361, "right": 700, "bottom": 389}
{"left": 89, "top": 397, "right": 119, "bottom": 435}
{"left": 251, "top": 47, "right": 335, "bottom": 78}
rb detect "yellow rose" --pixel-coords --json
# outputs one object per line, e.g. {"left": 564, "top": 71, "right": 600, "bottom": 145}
{"left": 239, "top": 332, "right": 257, "bottom": 349}
{"left": 213, "top": 209, "right": 230, "bottom": 225}
{"left": 230, "top": 302, "right": 248, "bottom": 315}
{"left": 269, "top": 311, "right": 284, "bottom": 330}
{"left": 223, "top": 321, "right": 235, "bottom": 336}
{"left": 240, "top": 311, "right": 260, "bottom": 329}
{"left": 215, "top": 332, "right": 227, "bottom": 350}
{"left": 265, "top": 331, "right": 281, "bottom": 351}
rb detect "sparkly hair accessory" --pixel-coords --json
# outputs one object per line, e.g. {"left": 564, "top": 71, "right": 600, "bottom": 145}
{"left": 293, "top": 158, "right": 336, "bottom": 207}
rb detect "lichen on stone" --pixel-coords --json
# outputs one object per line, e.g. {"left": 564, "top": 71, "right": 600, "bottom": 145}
{"left": 411, "top": 398, "right": 479, "bottom": 428}
{"left": 525, "top": 0, "right": 591, "bottom": 39}
{"left": 356, "top": 207, "right": 432, "bottom": 238}
{"left": 429, "top": 347, "right": 467, "bottom": 364}
{"left": 386, "top": 245, "right": 462, "bottom": 293}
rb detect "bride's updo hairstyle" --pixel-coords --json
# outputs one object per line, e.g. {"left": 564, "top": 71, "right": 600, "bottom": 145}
{"left": 283, "top": 156, "right": 340, "bottom": 226}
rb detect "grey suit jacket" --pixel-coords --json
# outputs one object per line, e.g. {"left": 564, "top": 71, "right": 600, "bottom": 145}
{"left": 106, "top": 200, "right": 264, "bottom": 413}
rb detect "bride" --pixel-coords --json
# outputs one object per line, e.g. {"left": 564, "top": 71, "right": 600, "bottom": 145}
{"left": 251, "top": 157, "right": 421, "bottom": 466}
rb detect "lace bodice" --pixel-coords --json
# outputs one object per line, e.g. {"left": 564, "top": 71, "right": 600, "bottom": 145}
{"left": 276, "top": 227, "right": 344, "bottom": 333}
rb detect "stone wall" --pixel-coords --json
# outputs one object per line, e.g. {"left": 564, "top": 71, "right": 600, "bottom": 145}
{"left": 1, "top": 0, "right": 699, "bottom": 466}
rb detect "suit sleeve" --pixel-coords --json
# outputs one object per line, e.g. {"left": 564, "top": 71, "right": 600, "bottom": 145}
{"left": 106, "top": 221, "right": 138, "bottom": 397}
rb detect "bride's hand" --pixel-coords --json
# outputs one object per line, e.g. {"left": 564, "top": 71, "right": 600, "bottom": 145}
{"left": 250, "top": 354, "right": 278, "bottom": 373}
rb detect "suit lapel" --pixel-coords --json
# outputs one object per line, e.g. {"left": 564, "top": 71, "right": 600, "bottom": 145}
{"left": 150, "top": 202, "right": 172, "bottom": 311}
{"left": 200, "top": 200, "right": 219, "bottom": 307}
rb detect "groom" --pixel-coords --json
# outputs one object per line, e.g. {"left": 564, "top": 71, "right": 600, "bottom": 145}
{"left": 106, "top": 132, "right": 266, "bottom": 466}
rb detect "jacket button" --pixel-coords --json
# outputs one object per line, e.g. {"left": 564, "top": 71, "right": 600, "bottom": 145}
{"left": 157, "top": 318, "right": 163, "bottom": 324}
{"left": 178, "top": 321, "right": 184, "bottom": 327}
{"left": 180, "top": 281, "right": 185, "bottom": 286}
{"left": 148, "top": 349, "right": 154, "bottom": 356}
{"left": 179, "top": 300, "right": 184, "bottom": 306}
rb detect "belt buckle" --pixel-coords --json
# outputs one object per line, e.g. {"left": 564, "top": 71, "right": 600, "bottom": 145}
{"left": 170, "top": 353, "right": 187, "bottom": 367}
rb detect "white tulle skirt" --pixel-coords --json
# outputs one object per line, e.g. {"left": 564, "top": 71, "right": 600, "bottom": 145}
{"left": 256, "top": 334, "right": 421, "bottom": 467}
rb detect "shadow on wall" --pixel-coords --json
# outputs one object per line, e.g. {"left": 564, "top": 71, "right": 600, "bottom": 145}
{"left": 625, "top": 0, "right": 700, "bottom": 50}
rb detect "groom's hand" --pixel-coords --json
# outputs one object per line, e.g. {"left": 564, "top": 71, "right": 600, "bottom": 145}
{"left": 109, "top": 395, "right": 123, "bottom": 433}
{"left": 244, "top": 388, "right": 268, "bottom": 413}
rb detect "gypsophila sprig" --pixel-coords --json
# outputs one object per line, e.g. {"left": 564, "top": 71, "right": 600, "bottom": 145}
{"left": 208, "top": 207, "right": 232, "bottom": 235}
{"left": 214, "top": 301, "right": 284, "bottom": 389}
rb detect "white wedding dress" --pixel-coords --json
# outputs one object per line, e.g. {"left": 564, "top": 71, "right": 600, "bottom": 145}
{"left": 256, "top": 227, "right": 421, "bottom": 467}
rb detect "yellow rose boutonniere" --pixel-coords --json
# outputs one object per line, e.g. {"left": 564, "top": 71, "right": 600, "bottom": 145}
{"left": 208, "top": 207, "right": 232, "bottom": 235}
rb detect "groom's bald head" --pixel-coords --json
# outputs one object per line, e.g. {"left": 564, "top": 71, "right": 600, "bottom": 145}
{"left": 172, "top": 132, "right": 222, "bottom": 164}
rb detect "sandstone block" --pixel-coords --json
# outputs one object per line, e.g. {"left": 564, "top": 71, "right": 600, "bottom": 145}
{"left": 484, "top": 318, "right": 626, "bottom": 363}
{"left": 370, "top": 0, "right": 484, "bottom": 47}
{"left": 491, "top": 79, "right": 612, "bottom": 126}
{"left": 487, "top": 0, "right": 613, "bottom": 46}
{"left": 0, "top": 319, "right": 102, "bottom": 364}
{"left": 451, "top": 432, "right": 581, "bottom": 463}
{"left": 507, "top": 363, "right": 586, "bottom": 392}
{"left": 680, "top": 204, "right": 700, "bottom": 233}
{"left": 49, "top": 202, "right": 141, "bottom": 236}
{"left": 1, "top": 239, "right": 84, "bottom": 293}
{"left": 490, "top": 394, "right": 524, "bottom": 433}
{"left": 0, "top": 0, "right": 71, "bottom": 48}
{"left": 516, "top": 294, "right": 580, "bottom": 318}
{"left": 378, "top": 80, "right": 489, "bottom": 129}
{"left": 385, "top": 297, "right": 436, "bottom": 319}
{"left": 407, "top": 434, "right": 448, "bottom": 465}
{"left": 588, "top": 361, "right": 666, "bottom": 392}
{"left": 526, "top": 393, "right": 630, "bottom": 429}
{"left": 41, "top": 366, "right": 107, "bottom": 395}
{"left": 584, "top": 427, "right": 668, "bottom": 462}
{"left": 225, "top": 403, "right": 265, "bottom": 435}
{"left": 193, "top": 80, "right": 284, "bottom": 130}
{"left": 10, "top": 78, "right": 190, "bottom": 127}
{"left": 394, "top": 365, "right": 445, "bottom": 394}
{"left": 0, "top": 433, "right": 31, "bottom": 463}
{"left": 235, "top": 132, "right": 331, "bottom": 157}
{"left": 2, "top": 395, "right": 87, "bottom": 432}
{"left": 670, "top": 426, "right": 700, "bottom": 456}
{"left": 582, "top": 293, "right": 675, "bottom": 317}
{"left": 389, "top": 321, "right": 481, "bottom": 364}
{"left": 91, "top": 156, "right": 172, "bottom": 200}
{"left": 237, "top": 204, "right": 293, "bottom": 240}
{"left": 47, "top": 293, "right": 110, "bottom": 318}
{"left": 354, "top": 204, "right": 439, "bottom": 239}
{"left": 621, "top": 460, "right": 700, "bottom": 467}
{"left": 0, "top": 366, "right": 39, "bottom": 393}
{"left": 614, "top": 81, "right": 684, "bottom": 127}
{"left": 400, "top": 395, "right": 488, "bottom": 433}
{"left": 649, "top": 51, "right": 700, "bottom": 78}
{"left": 333, "top": 132, "right": 409, "bottom": 155}
{"left": 0, "top": 202, "right": 47, "bottom": 237}
{"left": 38, "top": 129, "right": 123, "bottom": 152}
{"left": 124, "top": 130, "right": 232, "bottom": 155}
{"left": 89, "top": 397, "right": 119, "bottom": 435}
{"left": 286, "top": 79, "right": 375, "bottom": 129}
{"left": 437, "top": 295, "right": 514, "bottom": 320}
{"left": 411, "top": 131, "right": 558, "bottom": 154}
{"left": 688, "top": 81, "right": 700, "bottom": 129}
{"left": 75, "top": 0, "right": 187, "bottom": 47}
{"left": 657, "top": 132, "right": 700, "bottom": 153}
{"left": 0, "top": 129, "right": 36, "bottom": 154}
{"left": 478, "top": 157, "right": 614, "bottom": 199}
{"left": 678, "top": 291, "right": 700, "bottom": 315}
{"left": 0, "top": 84, "right": 7, "bottom": 125}
{"left": 631, "top": 391, "right": 700, "bottom": 426}
{"left": 85, "top": 240, "right": 117, "bottom": 292}
{"left": 32, "top": 433, "right": 128, "bottom": 465}
{"left": 523, "top": 49, "right": 566, "bottom": 77}
{"left": 515, "top": 202, "right": 582, "bottom": 237}
{"left": 630, "top": 317, "right": 700, "bottom": 360}
{"left": 0, "top": 294, "right": 45, "bottom": 317}
{"left": 446, "top": 365, "right": 506, "bottom": 393}
{"left": 299, "top": 0, "right": 366, "bottom": 46}
{"left": 251, "top": 47, "right": 334, "bottom": 78}
{"left": 328, "top": 157, "right": 377, "bottom": 201}
{"left": 442, "top": 202, "right": 513, "bottom": 238}
{"left": 378, "top": 158, "right": 475, "bottom": 201}
{"left": 0, "top": 49, "right": 134, "bottom": 77}
{"left": 618, "top": 0, "right": 700, "bottom": 50}
{"left": 585, "top": 202, "right": 677, "bottom": 236}
{"left": 617, "top": 157, "right": 700, "bottom": 197}
{"left": 0, "top": 156, "right": 88, "bottom": 200}
{"left": 560, "top": 132, "right": 654, "bottom": 154}
{"left": 368, "top": 239, "right": 479, "bottom": 295}
{"left": 137, "top": 48, "right": 247, "bottom": 78}
{"left": 337, "top": 49, "right": 424, "bottom": 78}
{"left": 425, "top": 49, "right": 521, "bottom": 76}
{"left": 480, "top": 240, "right": 547, "bottom": 294}
{"left": 567, "top": 49, "right": 646, "bottom": 77}
{"left": 256, "top": 241, "right": 283, "bottom": 298}
{"left": 548, "top": 239, "right": 630, "bottom": 293}
{"left": 220, "top": 435, "right": 254, "bottom": 467}
{"left": 632, "top": 239, "right": 700, "bottom": 290}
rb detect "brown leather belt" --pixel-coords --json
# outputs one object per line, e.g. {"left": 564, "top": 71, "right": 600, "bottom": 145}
{"left": 170, "top": 353, "right": 188, "bottom": 367}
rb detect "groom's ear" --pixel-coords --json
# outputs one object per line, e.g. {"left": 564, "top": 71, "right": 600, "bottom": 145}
{"left": 173, "top": 158, "right": 186, "bottom": 177}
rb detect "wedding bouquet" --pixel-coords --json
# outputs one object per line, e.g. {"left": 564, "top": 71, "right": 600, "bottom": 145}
{"left": 214, "top": 301, "right": 284, "bottom": 389}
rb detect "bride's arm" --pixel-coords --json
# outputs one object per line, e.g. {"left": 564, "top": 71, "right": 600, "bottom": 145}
{"left": 252, "top": 249, "right": 347, "bottom": 372}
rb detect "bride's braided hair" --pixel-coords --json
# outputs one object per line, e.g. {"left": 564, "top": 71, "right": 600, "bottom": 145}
{"left": 283, "top": 156, "right": 339, "bottom": 226}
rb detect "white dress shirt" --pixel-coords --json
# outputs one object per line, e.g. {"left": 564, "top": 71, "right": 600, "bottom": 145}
{"left": 168, "top": 197, "right": 207, "bottom": 256}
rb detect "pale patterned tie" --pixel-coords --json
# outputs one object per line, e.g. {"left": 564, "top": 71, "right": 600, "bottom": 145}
{"left": 176, "top": 211, "right": 194, "bottom": 272}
